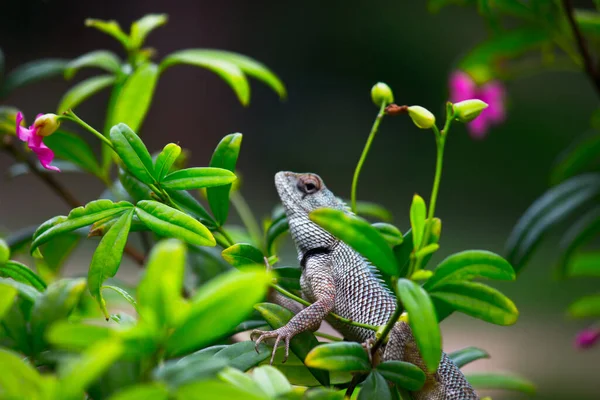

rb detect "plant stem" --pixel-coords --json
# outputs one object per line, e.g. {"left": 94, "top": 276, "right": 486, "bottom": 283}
{"left": 217, "top": 226, "right": 235, "bottom": 247}
{"left": 351, "top": 102, "right": 387, "bottom": 213}
{"left": 270, "top": 284, "right": 379, "bottom": 331}
{"left": 61, "top": 111, "right": 115, "bottom": 150}
{"left": 345, "top": 374, "right": 366, "bottom": 399}
{"left": 314, "top": 331, "right": 342, "bottom": 341}
{"left": 230, "top": 191, "right": 263, "bottom": 248}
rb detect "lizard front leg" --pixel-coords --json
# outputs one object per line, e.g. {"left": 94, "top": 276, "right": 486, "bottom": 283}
{"left": 252, "top": 255, "right": 335, "bottom": 365}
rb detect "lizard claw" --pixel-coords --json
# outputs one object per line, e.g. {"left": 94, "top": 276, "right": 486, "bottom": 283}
{"left": 361, "top": 338, "right": 376, "bottom": 364}
{"left": 251, "top": 328, "right": 292, "bottom": 365}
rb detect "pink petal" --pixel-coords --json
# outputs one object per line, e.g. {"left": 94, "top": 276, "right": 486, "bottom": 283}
{"left": 15, "top": 112, "right": 35, "bottom": 142}
{"left": 575, "top": 329, "right": 600, "bottom": 349}
{"left": 449, "top": 71, "right": 477, "bottom": 102}
{"left": 30, "top": 141, "right": 60, "bottom": 172}
{"left": 466, "top": 114, "right": 490, "bottom": 139}
{"left": 479, "top": 81, "right": 506, "bottom": 123}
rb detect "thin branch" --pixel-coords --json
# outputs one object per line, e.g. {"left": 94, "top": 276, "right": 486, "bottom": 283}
{"left": 2, "top": 136, "right": 145, "bottom": 266}
{"left": 562, "top": 0, "right": 600, "bottom": 98}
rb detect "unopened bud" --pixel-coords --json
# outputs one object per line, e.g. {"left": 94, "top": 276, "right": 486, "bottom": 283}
{"left": 0, "top": 239, "right": 9, "bottom": 264}
{"left": 407, "top": 106, "right": 435, "bottom": 129}
{"left": 371, "top": 82, "right": 394, "bottom": 107}
{"left": 33, "top": 114, "right": 60, "bottom": 137}
{"left": 453, "top": 99, "right": 488, "bottom": 123}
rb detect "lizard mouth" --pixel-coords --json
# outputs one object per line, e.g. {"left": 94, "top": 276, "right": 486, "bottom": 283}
{"left": 275, "top": 171, "right": 308, "bottom": 213}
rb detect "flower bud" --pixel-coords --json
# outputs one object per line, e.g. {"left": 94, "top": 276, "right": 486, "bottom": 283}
{"left": 407, "top": 106, "right": 435, "bottom": 129}
{"left": 0, "top": 239, "right": 9, "bottom": 264}
{"left": 33, "top": 113, "right": 60, "bottom": 137}
{"left": 453, "top": 99, "right": 488, "bottom": 123}
{"left": 371, "top": 82, "right": 394, "bottom": 107}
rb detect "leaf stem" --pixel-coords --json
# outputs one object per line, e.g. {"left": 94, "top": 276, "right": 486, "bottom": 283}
{"left": 61, "top": 110, "right": 115, "bottom": 150}
{"left": 230, "top": 191, "right": 263, "bottom": 248}
{"left": 351, "top": 102, "right": 387, "bottom": 213}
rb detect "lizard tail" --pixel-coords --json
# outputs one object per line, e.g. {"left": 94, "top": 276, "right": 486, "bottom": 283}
{"left": 383, "top": 322, "right": 478, "bottom": 400}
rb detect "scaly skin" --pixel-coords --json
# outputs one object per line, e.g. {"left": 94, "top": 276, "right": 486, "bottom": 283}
{"left": 252, "top": 171, "right": 477, "bottom": 400}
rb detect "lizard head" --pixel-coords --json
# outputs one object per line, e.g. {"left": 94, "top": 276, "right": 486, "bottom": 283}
{"left": 275, "top": 171, "right": 345, "bottom": 216}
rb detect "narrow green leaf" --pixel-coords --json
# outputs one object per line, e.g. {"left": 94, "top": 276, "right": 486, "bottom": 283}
{"left": 109, "top": 63, "right": 159, "bottom": 133}
{"left": 218, "top": 367, "right": 266, "bottom": 398}
{"left": 557, "top": 207, "right": 600, "bottom": 278}
{"left": 353, "top": 201, "right": 393, "bottom": 222}
{"left": 166, "top": 189, "right": 216, "bottom": 226}
{"left": 465, "top": 372, "right": 536, "bottom": 395}
{"left": 135, "top": 200, "right": 216, "bottom": 246}
{"left": 410, "top": 195, "right": 427, "bottom": 249}
{"left": 109, "top": 383, "right": 170, "bottom": 400}
{"left": 44, "top": 130, "right": 102, "bottom": 176}
{"left": 266, "top": 217, "right": 289, "bottom": 256}
{"left": 137, "top": 239, "right": 186, "bottom": 327}
{"left": 160, "top": 167, "right": 237, "bottom": 190}
{"left": 207, "top": 133, "right": 243, "bottom": 226}
{"left": 102, "top": 285, "right": 138, "bottom": 313}
{"left": 0, "top": 260, "right": 46, "bottom": 291}
{"left": 118, "top": 169, "right": 153, "bottom": 202}
{"left": 309, "top": 208, "right": 398, "bottom": 276}
{"left": 396, "top": 278, "right": 441, "bottom": 373}
{"left": 58, "top": 75, "right": 116, "bottom": 113}
{"left": 221, "top": 243, "right": 264, "bottom": 268}
{"left": 429, "top": 281, "right": 519, "bottom": 326}
{"left": 372, "top": 223, "right": 403, "bottom": 247}
{"left": 31, "top": 200, "right": 133, "bottom": 253}
{"left": 213, "top": 341, "right": 271, "bottom": 371}
{"left": 0, "top": 277, "right": 41, "bottom": 303}
{"left": 567, "top": 252, "right": 600, "bottom": 278}
{"left": 252, "top": 365, "right": 292, "bottom": 398}
{"left": 568, "top": 294, "right": 600, "bottom": 318}
{"left": 165, "top": 268, "right": 271, "bottom": 356}
{"left": 37, "top": 233, "right": 80, "bottom": 280}
{"left": 2, "top": 59, "right": 67, "bottom": 96}
{"left": 254, "top": 302, "right": 330, "bottom": 386}
{"left": 357, "top": 371, "right": 392, "bottom": 400}
{"left": 153, "top": 352, "right": 229, "bottom": 389}
{"left": 176, "top": 379, "right": 264, "bottom": 400}
{"left": 110, "top": 123, "right": 156, "bottom": 184}
{"left": 30, "top": 278, "right": 87, "bottom": 353}
{"left": 85, "top": 19, "right": 130, "bottom": 49}
{"left": 0, "top": 348, "right": 45, "bottom": 399}
{"left": 551, "top": 132, "right": 600, "bottom": 184}
{"left": 376, "top": 360, "right": 426, "bottom": 391}
{"left": 88, "top": 210, "right": 133, "bottom": 318}
{"left": 448, "top": 346, "right": 490, "bottom": 368}
{"left": 0, "top": 284, "right": 18, "bottom": 319}
{"left": 394, "top": 230, "right": 413, "bottom": 278}
{"left": 160, "top": 50, "right": 251, "bottom": 105}
{"left": 424, "top": 250, "right": 515, "bottom": 291}
{"left": 47, "top": 321, "right": 113, "bottom": 351}
{"left": 64, "top": 50, "right": 121, "bottom": 79}
{"left": 154, "top": 143, "right": 182, "bottom": 182}
{"left": 130, "top": 14, "right": 168, "bottom": 50}
{"left": 305, "top": 342, "right": 371, "bottom": 373}
{"left": 273, "top": 266, "right": 301, "bottom": 291}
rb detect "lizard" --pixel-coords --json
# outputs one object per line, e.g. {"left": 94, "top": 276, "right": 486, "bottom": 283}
{"left": 251, "top": 171, "right": 478, "bottom": 400}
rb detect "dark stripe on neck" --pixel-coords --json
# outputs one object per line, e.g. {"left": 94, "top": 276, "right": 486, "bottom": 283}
{"left": 300, "top": 246, "right": 331, "bottom": 269}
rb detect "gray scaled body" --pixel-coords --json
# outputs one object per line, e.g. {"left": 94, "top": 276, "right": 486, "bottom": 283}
{"left": 252, "top": 171, "right": 478, "bottom": 400}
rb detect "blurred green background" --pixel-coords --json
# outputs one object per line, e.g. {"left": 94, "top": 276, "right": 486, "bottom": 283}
{"left": 0, "top": 1, "right": 598, "bottom": 398}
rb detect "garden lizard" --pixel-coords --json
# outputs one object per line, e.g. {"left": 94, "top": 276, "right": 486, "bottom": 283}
{"left": 252, "top": 171, "right": 478, "bottom": 400}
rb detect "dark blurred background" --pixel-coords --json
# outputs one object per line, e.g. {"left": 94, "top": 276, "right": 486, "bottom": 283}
{"left": 1, "top": 1, "right": 598, "bottom": 398}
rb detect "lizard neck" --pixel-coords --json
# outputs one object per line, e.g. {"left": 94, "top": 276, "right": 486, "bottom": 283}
{"left": 286, "top": 211, "right": 337, "bottom": 258}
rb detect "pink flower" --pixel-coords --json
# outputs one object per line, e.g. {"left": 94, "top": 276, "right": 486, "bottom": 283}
{"left": 16, "top": 112, "right": 60, "bottom": 171}
{"left": 449, "top": 71, "right": 506, "bottom": 139}
{"left": 574, "top": 328, "right": 600, "bottom": 349}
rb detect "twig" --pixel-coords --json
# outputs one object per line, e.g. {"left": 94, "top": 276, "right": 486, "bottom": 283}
{"left": 562, "top": 0, "right": 600, "bottom": 98}
{"left": 2, "top": 136, "right": 145, "bottom": 266}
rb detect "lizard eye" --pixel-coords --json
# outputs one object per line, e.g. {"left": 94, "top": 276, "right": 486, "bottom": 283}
{"left": 297, "top": 175, "right": 321, "bottom": 195}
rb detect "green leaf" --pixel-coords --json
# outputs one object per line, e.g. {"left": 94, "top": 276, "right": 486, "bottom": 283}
{"left": 0, "top": 277, "right": 41, "bottom": 303}
{"left": 557, "top": 207, "right": 600, "bottom": 278}
{"left": 110, "top": 123, "right": 156, "bottom": 184}
{"left": 0, "top": 284, "right": 18, "bottom": 319}
{"left": 153, "top": 352, "right": 229, "bottom": 389}
{"left": 109, "top": 383, "right": 169, "bottom": 400}
{"left": 218, "top": 367, "right": 266, "bottom": 397}
{"left": 165, "top": 268, "right": 271, "bottom": 356}
{"left": 64, "top": 50, "right": 122, "bottom": 79}
{"left": 394, "top": 230, "right": 413, "bottom": 278}
{"left": 305, "top": 342, "right": 371, "bottom": 373}
{"left": 551, "top": 132, "right": 600, "bottom": 184}
{"left": 166, "top": 189, "right": 216, "bottom": 226}
{"left": 0, "top": 260, "right": 46, "bottom": 291}
{"left": 255, "top": 302, "right": 330, "bottom": 386}
{"left": 47, "top": 321, "right": 113, "bottom": 351}
{"left": 109, "top": 63, "right": 159, "bottom": 133}
{"left": 118, "top": 169, "right": 153, "bottom": 202}
{"left": 135, "top": 200, "right": 216, "bottom": 246}
{"left": 252, "top": 365, "right": 292, "bottom": 398}
{"left": 154, "top": 143, "right": 182, "bottom": 182}
{"left": 273, "top": 266, "right": 301, "bottom": 291}
{"left": 44, "top": 130, "right": 102, "bottom": 176}
{"left": 207, "top": 133, "right": 243, "bottom": 226}
{"left": 30, "top": 278, "right": 87, "bottom": 353}
{"left": 409, "top": 194, "right": 427, "bottom": 249}
{"left": 31, "top": 200, "right": 134, "bottom": 253}
{"left": 375, "top": 360, "right": 426, "bottom": 391}
{"left": 137, "top": 239, "right": 186, "bottom": 327}
{"left": 214, "top": 341, "right": 272, "bottom": 371}
{"left": 358, "top": 371, "right": 392, "bottom": 400}
{"left": 130, "top": 14, "right": 168, "bottom": 50}
{"left": 303, "top": 388, "right": 344, "bottom": 399}
{"left": 309, "top": 208, "right": 398, "bottom": 276}
{"left": 0, "top": 106, "right": 19, "bottom": 135}
{"left": 429, "top": 281, "right": 518, "bottom": 326}
{"left": 2, "top": 59, "right": 67, "bottom": 96}
{"left": 424, "top": 250, "right": 515, "bottom": 291}
{"left": 266, "top": 217, "right": 289, "bottom": 256}
{"left": 575, "top": 10, "right": 600, "bottom": 37}
{"left": 88, "top": 210, "right": 134, "bottom": 318}
{"left": 160, "top": 50, "right": 251, "bottom": 105}
{"left": 58, "top": 75, "right": 116, "bottom": 113}
{"left": 465, "top": 372, "right": 536, "bottom": 395}
{"left": 37, "top": 233, "right": 80, "bottom": 280}
{"left": 568, "top": 294, "right": 600, "bottom": 318}
{"left": 102, "top": 285, "right": 138, "bottom": 313}
{"left": 222, "top": 243, "right": 264, "bottom": 268}
{"left": 567, "top": 252, "right": 600, "bottom": 278}
{"left": 0, "top": 348, "right": 46, "bottom": 399}
{"left": 175, "top": 379, "right": 264, "bottom": 400}
{"left": 58, "top": 339, "right": 124, "bottom": 400}
{"left": 448, "top": 346, "right": 490, "bottom": 369}
{"left": 351, "top": 200, "right": 393, "bottom": 222}
{"left": 160, "top": 167, "right": 237, "bottom": 190}
{"left": 85, "top": 18, "right": 130, "bottom": 49}
{"left": 395, "top": 278, "right": 441, "bottom": 373}
{"left": 506, "top": 174, "right": 600, "bottom": 271}
{"left": 372, "top": 223, "right": 403, "bottom": 247}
